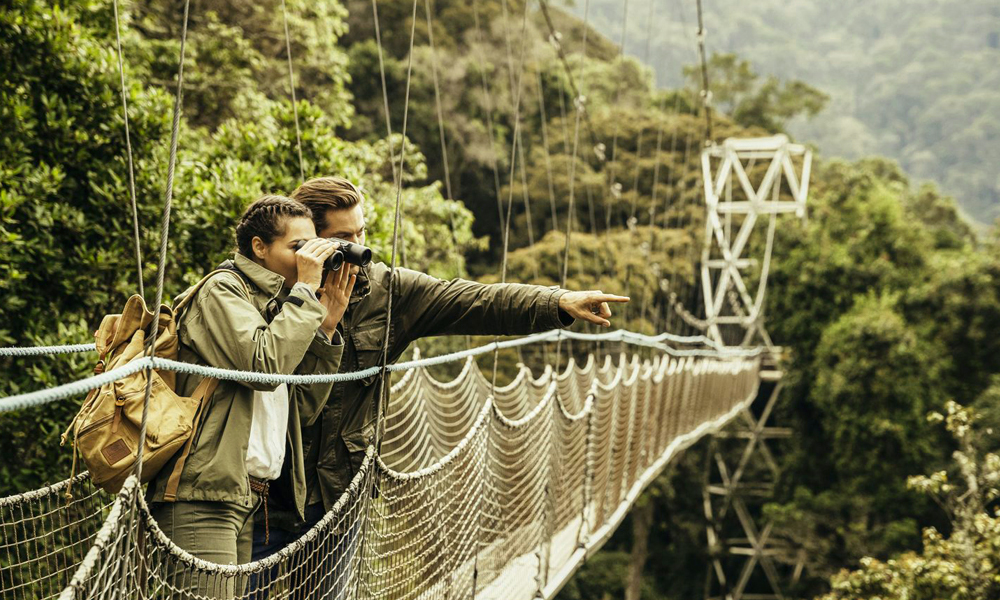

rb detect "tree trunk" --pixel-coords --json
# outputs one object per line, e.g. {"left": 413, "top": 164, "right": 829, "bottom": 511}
{"left": 626, "top": 500, "right": 655, "bottom": 600}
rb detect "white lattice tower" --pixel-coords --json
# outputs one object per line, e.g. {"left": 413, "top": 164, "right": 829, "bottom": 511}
{"left": 698, "top": 136, "right": 810, "bottom": 600}
{"left": 699, "top": 135, "right": 811, "bottom": 348}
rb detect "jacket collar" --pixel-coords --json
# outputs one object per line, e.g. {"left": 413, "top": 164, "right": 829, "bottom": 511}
{"left": 232, "top": 253, "right": 285, "bottom": 301}
{"left": 349, "top": 264, "right": 373, "bottom": 305}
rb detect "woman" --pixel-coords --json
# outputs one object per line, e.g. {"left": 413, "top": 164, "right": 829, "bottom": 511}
{"left": 147, "top": 195, "right": 356, "bottom": 576}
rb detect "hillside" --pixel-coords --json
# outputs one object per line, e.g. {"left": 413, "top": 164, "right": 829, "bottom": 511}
{"left": 573, "top": 0, "right": 1000, "bottom": 224}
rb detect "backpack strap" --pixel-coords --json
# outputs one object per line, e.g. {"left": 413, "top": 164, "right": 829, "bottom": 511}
{"left": 162, "top": 376, "right": 219, "bottom": 502}
{"left": 216, "top": 262, "right": 255, "bottom": 289}
{"left": 218, "top": 263, "right": 284, "bottom": 321}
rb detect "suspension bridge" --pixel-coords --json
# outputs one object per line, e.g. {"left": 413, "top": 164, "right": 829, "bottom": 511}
{"left": 0, "top": 0, "right": 815, "bottom": 598}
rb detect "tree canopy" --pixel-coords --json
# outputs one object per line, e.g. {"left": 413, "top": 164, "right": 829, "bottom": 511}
{"left": 2, "top": 1, "right": 998, "bottom": 599}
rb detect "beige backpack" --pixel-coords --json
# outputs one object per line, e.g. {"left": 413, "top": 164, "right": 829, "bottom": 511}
{"left": 62, "top": 269, "right": 246, "bottom": 497}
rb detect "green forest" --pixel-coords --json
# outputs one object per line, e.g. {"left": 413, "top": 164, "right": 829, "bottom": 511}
{"left": 2, "top": 0, "right": 1000, "bottom": 598}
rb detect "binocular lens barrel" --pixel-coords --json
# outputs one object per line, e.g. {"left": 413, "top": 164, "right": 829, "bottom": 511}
{"left": 325, "top": 251, "right": 346, "bottom": 272}
{"left": 336, "top": 241, "right": 373, "bottom": 267}
{"left": 293, "top": 239, "right": 372, "bottom": 272}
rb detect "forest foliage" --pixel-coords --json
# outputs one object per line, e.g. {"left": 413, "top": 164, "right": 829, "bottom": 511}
{"left": 2, "top": 1, "right": 999, "bottom": 599}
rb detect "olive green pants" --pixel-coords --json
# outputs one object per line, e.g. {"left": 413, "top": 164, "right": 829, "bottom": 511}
{"left": 150, "top": 493, "right": 262, "bottom": 597}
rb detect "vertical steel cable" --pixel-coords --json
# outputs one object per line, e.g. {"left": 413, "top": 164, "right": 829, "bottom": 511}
{"left": 280, "top": 0, "right": 306, "bottom": 182}
{"left": 555, "top": 0, "right": 594, "bottom": 372}
{"left": 372, "top": 0, "right": 420, "bottom": 447}
{"left": 536, "top": 70, "right": 560, "bottom": 232}
{"left": 111, "top": 0, "right": 144, "bottom": 300}
{"left": 490, "top": 0, "right": 532, "bottom": 391}
{"left": 695, "top": 0, "right": 713, "bottom": 142}
{"left": 135, "top": 0, "right": 193, "bottom": 480}
{"left": 362, "top": 0, "right": 419, "bottom": 593}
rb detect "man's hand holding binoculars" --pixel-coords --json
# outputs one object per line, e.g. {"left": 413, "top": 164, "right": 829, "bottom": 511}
{"left": 318, "top": 264, "right": 356, "bottom": 338}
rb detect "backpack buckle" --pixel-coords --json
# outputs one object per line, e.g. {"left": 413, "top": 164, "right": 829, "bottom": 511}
{"left": 111, "top": 395, "right": 125, "bottom": 434}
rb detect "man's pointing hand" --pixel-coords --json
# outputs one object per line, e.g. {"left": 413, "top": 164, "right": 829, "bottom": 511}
{"left": 558, "top": 290, "right": 630, "bottom": 328}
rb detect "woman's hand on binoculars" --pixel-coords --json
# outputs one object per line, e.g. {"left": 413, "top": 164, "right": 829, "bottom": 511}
{"left": 295, "top": 238, "right": 339, "bottom": 292}
{"left": 318, "top": 263, "right": 357, "bottom": 338}
{"left": 558, "top": 290, "right": 630, "bottom": 328}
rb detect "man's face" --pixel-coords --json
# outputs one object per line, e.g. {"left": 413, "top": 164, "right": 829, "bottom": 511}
{"left": 320, "top": 204, "right": 366, "bottom": 275}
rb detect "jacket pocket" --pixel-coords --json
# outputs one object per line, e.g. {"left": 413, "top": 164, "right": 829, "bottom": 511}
{"left": 350, "top": 323, "right": 387, "bottom": 386}
{"left": 343, "top": 426, "right": 374, "bottom": 481}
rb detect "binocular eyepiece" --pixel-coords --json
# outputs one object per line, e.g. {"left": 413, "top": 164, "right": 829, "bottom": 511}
{"left": 294, "top": 238, "right": 373, "bottom": 273}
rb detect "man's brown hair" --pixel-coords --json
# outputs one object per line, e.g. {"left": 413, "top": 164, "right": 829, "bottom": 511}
{"left": 290, "top": 176, "right": 363, "bottom": 233}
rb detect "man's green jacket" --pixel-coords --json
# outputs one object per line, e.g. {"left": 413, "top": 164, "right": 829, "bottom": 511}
{"left": 304, "top": 262, "right": 572, "bottom": 510}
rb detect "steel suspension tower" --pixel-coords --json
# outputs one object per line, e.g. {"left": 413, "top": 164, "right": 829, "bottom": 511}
{"left": 700, "top": 135, "right": 811, "bottom": 600}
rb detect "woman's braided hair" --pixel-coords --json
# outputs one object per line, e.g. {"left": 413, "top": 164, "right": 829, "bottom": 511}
{"left": 235, "top": 195, "right": 312, "bottom": 258}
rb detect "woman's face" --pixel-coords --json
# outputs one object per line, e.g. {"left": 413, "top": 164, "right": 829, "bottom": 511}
{"left": 252, "top": 216, "right": 317, "bottom": 288}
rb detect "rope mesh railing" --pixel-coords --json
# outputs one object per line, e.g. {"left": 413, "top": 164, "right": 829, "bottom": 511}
{"left": 1, "top": 339, "right": 760, "bottom": 600}
{"left": 0, "top": 475, "right": 109, "bottom": 600}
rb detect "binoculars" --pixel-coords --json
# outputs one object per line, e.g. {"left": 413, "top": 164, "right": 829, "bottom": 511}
{"left": 294, "top": 238, "right": 373, "bottom": 272}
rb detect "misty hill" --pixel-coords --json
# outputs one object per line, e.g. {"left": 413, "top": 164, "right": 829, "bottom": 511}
{"left": 572, "top": 0, "right": 1000, "bottom": 225}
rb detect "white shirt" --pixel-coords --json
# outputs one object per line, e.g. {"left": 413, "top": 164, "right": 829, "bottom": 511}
{"left": 245, "top": 283, "right": 331, "bottom": 481}
{"left": 246, "top": 383, "right": 289, "bottom": 481}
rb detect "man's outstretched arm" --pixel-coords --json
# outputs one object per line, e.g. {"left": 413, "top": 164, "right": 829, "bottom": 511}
{"left": 391, "top": 268, "right": 629, "bottom": 345}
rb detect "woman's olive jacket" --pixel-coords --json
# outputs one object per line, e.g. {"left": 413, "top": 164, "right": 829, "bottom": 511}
{"left": 148, "top": 254, "right": 344, "bottom": 521}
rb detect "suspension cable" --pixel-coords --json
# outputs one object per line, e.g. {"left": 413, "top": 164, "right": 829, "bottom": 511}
{"left": 362, "top": 1, "right": 419, "bottom": 593}
{"left": 604, "top": 0, "right": 631, "bottom": 235}
{"left": 694, "top": 0, "right": 713, "bottom": 142}
{"left": 623, "top": 0, "right": 659, "bottom": 327}
{"left": 280, "top": 0, "right": 306, "bottom": 182}
{"left": 135, "top": 0, "right": 192, "bottom": 480}
{"left": 471, "top": 0, "right": 507, "bottom": 239}
{"left": 555, "top": 0, "right": 594, "bottom": 370}
{"left": 665, "top": 0, "right": 703, "bottom": 333}
{"left": 490, "top": 0, "right": 532, "bottom": 391}
{"left": 537, "top": 0, "right": 603, "bottom": 157}
{"left": 645, "top": 86, "right": 681, "bottom": 327}
{"left": 535, "top": 70, "right": 559, "bottom": 232}
{"left": 372, "top": 0, "right": 420, "bottom": 448}
{"left": 111, "top": 0, "right": 144, "bottom": 301}
{"left": 109, "top": 0, "right": 147, "bottom": 556}
{"left": 423, "top": 0, "right": 469, "bottom": 276}
{"left": 497, "top": 0, "right": 532, "bottom": 286}
{"left": 424, "top": 0, "right": 453, "bottom": 203}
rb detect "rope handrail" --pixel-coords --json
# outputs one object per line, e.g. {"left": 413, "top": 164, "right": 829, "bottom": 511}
{"left": 0, "top": 328, "right": 762, "bottom": 413}
{"left": 0, "top": 343, "right": 97, "bottom": 357}
{"left": 0, "top": 326, "right": 736, "bottom": 358}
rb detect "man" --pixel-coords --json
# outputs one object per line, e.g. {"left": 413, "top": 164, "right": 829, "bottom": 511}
{"left": 252, "top": 176, "right": 628, "bottom": 593}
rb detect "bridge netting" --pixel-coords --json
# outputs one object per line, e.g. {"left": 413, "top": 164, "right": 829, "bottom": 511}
{"left": 1, "top": 333, "right": 760, "bottom": 600}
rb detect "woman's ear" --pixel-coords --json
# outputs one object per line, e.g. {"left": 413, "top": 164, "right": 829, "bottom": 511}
{"left": 251, "top": 236, "right": 268, "bottom": 262}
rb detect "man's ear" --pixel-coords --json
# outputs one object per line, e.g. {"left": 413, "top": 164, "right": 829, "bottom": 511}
{"left": 252, "top": 236, "right": 268, "bottom": 261}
